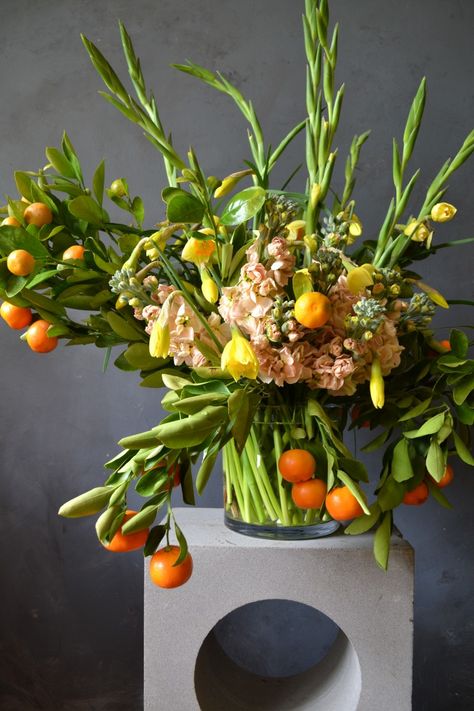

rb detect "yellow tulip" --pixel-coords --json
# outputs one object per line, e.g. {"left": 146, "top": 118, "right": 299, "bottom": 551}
{"left": 181, "top": 237, "right": 216, "bottom": 265}
{"left": 431, "top": 202, "right": 457, "bottom": 223}
{"left": 221, "top": 330, "right": 259, "bottom": 381}
{"left": 369, "top": 356, "right": 385, "bottom": 409}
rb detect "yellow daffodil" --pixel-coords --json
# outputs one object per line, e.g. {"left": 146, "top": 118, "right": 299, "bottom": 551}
{"left": 346, "top": 265, "right": 374, "bottom": 294}
{"left": 181, "top": 236, "right": 216, "bottom": 265}
{"left": 221, "top": 330, "right": 259, "bottom": 381}
{"left": 201, "top": 274, "right": 219, "bottom": 304}
{"left": 149, "top": 319, "right": 170, "bottom": 359}
{"left": 370, "top": 356, "right": 385, "bottom": 409}
{"left": 404, "top": 220, "right": 433, "bottom": 246}
{"left": 286, "top": 220, "right": 306, "bottom": 242}
{"left": 431, "top": 202, "right": 457, "bottom": 222}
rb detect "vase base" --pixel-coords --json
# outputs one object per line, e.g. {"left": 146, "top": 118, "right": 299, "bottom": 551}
{"left": 224, "top": 513, "right": 340, "bottom": 540}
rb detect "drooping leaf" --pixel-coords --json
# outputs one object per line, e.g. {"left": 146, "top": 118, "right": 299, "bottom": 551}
{"left": 391, "top": 439, "right": 414, "bottom": 482}
{"left": 450, "top": 329, "right": 469, "bottom": 358}
{"left": 68, "top": 196, "right": 108, "bottom": 225}
{"left": 344, "top": 503, "right": 380, "bottom": 535}
{"left": 425, "top": 438, "right": 445, "bottom": 480}
{"left": 374, "top": 511, "right": 392, "bottom": 571}
{"left": 452, "top": 431, "right": 474, "bottom": 466}
{"left": 144, "top": 524, "right": 168, "bottom": 557}
{"left": 404, "top": 412, "right": 446, "bottom": 438}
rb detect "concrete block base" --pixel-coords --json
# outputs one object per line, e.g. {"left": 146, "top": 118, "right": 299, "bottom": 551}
{"left": 144, "top": 508, "right": 413, "bottom": 710}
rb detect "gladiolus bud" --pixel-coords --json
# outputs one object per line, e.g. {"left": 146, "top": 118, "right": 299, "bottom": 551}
{"left": 201, "top": 275, "right": 219, "bottom": 304}
{"left": 431, "top": 202, "right": 457, "bottom": 223}
{"left": 310, "top": 183, "right": 321, "bottom": 210}
{"left": 370, "top": 356, "right": 385, "bottom": 409}
{"left": 181, "top": 237, "right": 216, "bottom": 265}
{"left": 213, "top": 169, "right": 253, "bottom": 199}
{"left": 221, "top": 330, "right": 259, "bottom": 381}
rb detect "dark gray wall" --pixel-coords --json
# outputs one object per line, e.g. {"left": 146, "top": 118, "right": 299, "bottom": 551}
{"left": 0, "top": 1, "right": 473, "bottom": 709}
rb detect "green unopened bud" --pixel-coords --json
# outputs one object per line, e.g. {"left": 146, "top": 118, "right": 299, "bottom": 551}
{"left": 109, "top": 179, "right": 128, "bottom": 198}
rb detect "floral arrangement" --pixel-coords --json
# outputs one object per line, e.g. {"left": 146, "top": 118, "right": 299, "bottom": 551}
{"left": 1, "top": 0, "right": 473, "bottom": 587}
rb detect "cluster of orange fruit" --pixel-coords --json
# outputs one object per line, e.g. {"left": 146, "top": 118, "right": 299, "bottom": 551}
{"left": 102, "top": 464, "right": 193, "bottom": 589}
{"left": 278, "top": 448, "right": 365, "bottom": 519}
{"left": 0, "top": 202, "right": 85, "bottom": 354}
{"left": 403, "top": 463, "right": 454, "bottom": 505}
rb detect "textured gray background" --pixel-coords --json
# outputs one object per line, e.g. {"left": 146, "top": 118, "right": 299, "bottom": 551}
{"left": 0, "top": 0, "right": 473, "bottom": 709}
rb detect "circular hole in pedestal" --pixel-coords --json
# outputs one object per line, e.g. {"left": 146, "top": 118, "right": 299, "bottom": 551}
{"left": 194, "top": 599, "right": 361, "bottom": 711}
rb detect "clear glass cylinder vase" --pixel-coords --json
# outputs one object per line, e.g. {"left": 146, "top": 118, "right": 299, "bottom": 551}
{"left": 223, "top": 400, "right": 340, "bottom": 540}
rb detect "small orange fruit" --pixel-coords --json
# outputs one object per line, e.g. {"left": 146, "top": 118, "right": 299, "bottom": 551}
{"left": 1, "top": 216, "right": 21, "bottom": 227}
{"left": 0, "top": 301, "right": 33, "bottom": 329}
{"left": 149, "top": 545, "right": 193, "bottom": 589}
{"left": 7, "top": 249, "right": 35, "bottom": 276}
{"left": 104, "top": 510, "right": 149, "bottom": 552}
{"left": 294, "top": 291, "right": 331, "bottom": 329}
{"left": 25, "top": 319, "right": 58, "bottom": 353}
{"left": 325, "top": 486, "right": 364, "bottom": 521}
{"left": 63, "top": 245, "right": 85, "bottom": 261}
{"left": 430, "top": 464, "right": 454, "bottom": 489}
{"left": 402, "top": 481, "right": 429, "bottom": 505}
{"left": 439, "top": 340, "right": 451, "bottom": 351}
{"left": 24, "top": 202, "right": 53, "bottom": 227}
{"left": 291, "top": 478, "right": 327, "bottom": 509}
{"left": 278, "top": 449, "right": 316, "bottom": 483}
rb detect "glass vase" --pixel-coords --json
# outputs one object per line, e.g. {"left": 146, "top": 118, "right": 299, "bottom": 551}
{"left": 223, "top": 400, "right": 340, "bottom": 540}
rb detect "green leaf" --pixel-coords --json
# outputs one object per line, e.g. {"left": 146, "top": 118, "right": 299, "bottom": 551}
{"left": 228, "top": 389, "right": 252, "bottom": 453}
{"left": 95, "top": 505, "right": 123, "bottom": 543}
{"left": 161, "top": 373, "right": 192, "bottom": 391}
{"left": 173, "top": 521, "right": 189, "bottom": 566}
{"left": 124, "top": 343, "right": 162, "bottom": 370}
{"left": 425, "top": 438, "right": 445, "bottom": 480}
{"left": 45, "top": 146, "right": 76, "bottom": 178}
{"left": 398, "top": 397, "right": 432, "bottom": 422}
{"left": 391, "top": 439, "right": 414, "bottom": 482}
{"left": 455, "top": 403, "right": 474, "bottom": 426}
{"left": 136, "top": 467, "right": 169, "bottom": 496}
{"left": 174, "top": 392, "right": 228, "bottom": 415}
{"left": 220, "top": 186, "right": 266, "bottom": 226}
{"left": 14, "top": 171, "right": 34, "bottom": 201}
{"left": 378, "top": 475, "right": 405, "bottom": 512}
{"left": 338, "top": 457, "right": 369, "bottom": 483}
{"left": 450, "top": 329, "right": 469, "bottom": 358}
{"left": 122, "top": 502, "right": 165, "bottom": 534}
{"left": 374, "top": 511, "right": 392, "bottom": 571}
{"left": 336, "top": 471, "right": 370, "bottom": 515}
{"left": 404, "top": 412, "right": 446, "bottom": 438}
{"left": 93, "top": 160, "right": 105, "bottom": 206}
{"left": 453, "top": 375, "right": 474, "bottom": 406}
{"left": 195, "top": 449, "right": 219, "bottom": 495}
{"left": 68, "top": 196, "right": 108, "bottom": 225}
{"left": 144, "top": 525, "right": 168, "bottom": 557}
{"left": 106, "top": 311, "right": 144, "bottom": 341}
{"left": 361, "top": 429, "right": 391, "bottom": 452}
{"left": 0, "top": 225, "right": 50, "bottom": 258}
{"left": 154, "top": 405, "right": 228, "bottom": 448}
{"left": 140, "top": 368, "right": 176, "bottom": 388}
{"left": 452, "top": 431, "right": 474, "bottom": 466}
{"left": 166, "top": 191, "right": 204, "bottom": 223}
{"left": 119, "top": 427, "right": 161, "bottom": 449}
{"left": 58, "top": 485, "right": 117, "bottom": 518}
{"left": 132, "top": 196, "right": 145, "bottom": 225}
{"left": 344, "top": 503, "right": 380, "bottom": 535}
{"left": 426, "top": 480, "right": 453, "bottom": 509}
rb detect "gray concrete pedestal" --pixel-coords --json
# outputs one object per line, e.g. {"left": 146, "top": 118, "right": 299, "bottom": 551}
{"left": 144, "top": 508, "right": 413, "bottom": 710}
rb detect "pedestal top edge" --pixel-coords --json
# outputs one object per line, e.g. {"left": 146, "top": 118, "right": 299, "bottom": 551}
{"left": 169, "top": 507, "right": 413, "bottom": 551}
